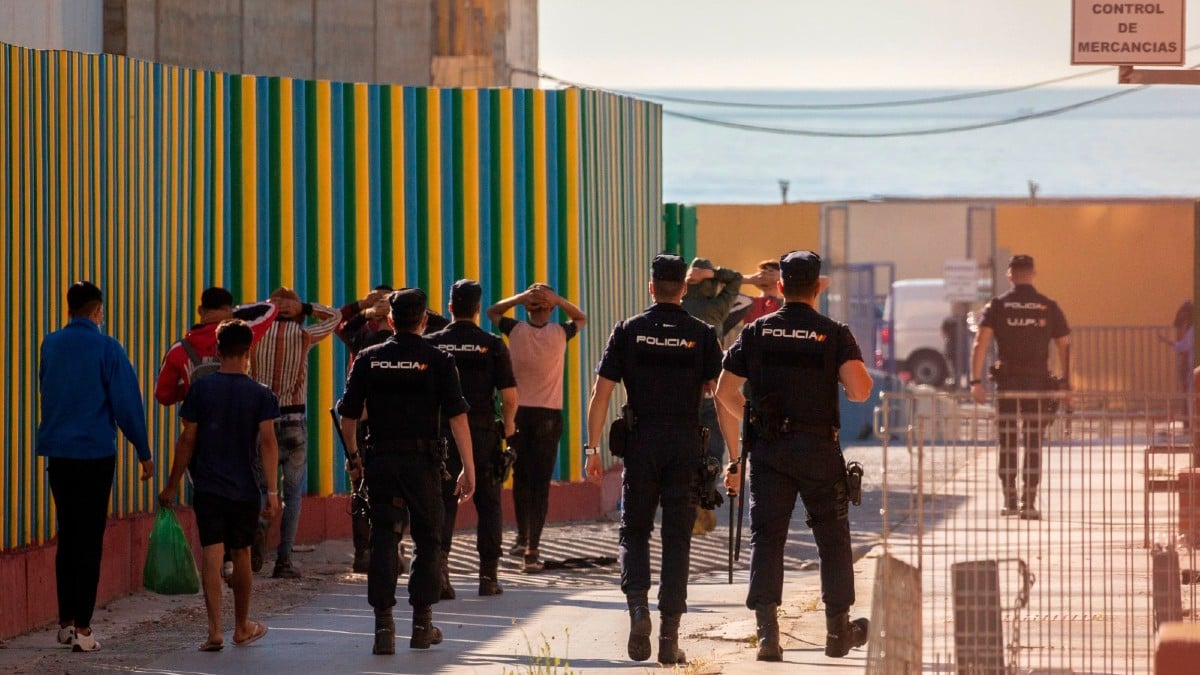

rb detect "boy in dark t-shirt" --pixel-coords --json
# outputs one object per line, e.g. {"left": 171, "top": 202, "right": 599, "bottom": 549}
{"left": 159, "top": 320, "right": 281, "bottom": 652}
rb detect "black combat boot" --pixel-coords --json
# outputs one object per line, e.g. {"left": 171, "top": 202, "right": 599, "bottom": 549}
{"left": 438, "top": 552, "right": 456, "bottom": 600}
{"left": 755, "top": 604, "right": 783, "bottom": 662}
{"left": 352, "top": 516, "right": 372, "bottom": 573}
{"left": 410, "top": 605, "right": 444, "bottom": 649}
{"left": 372, "top": 609, "right": 395, "bottom": 655}
{"left": 479, "top": 558, "right": 503, "bottom": 596}
{"left": 627, "top": 599, "right": 652, "bottom": 662}
{"left": 657, "top": 613, "right": 687, "bottom": 665}
{"left": 825, "top": 612, "right": 869, "bottom": 658}
{"left": 1000, "top": 480, "right": 1019, "bottom": 517}
{"left": 1020, "top": 489, "right": 1041, "bottom": 521}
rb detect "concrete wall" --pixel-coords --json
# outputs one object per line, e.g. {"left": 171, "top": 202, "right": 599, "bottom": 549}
{"left": 695, "top": 199, "right": 1194, "bottom": 327}
{"left": 841, "top": 202, "right": 975, "bottom": 285}
{"left": 693, "top": 203, "right": 820, "bottom": 274}
{"left": 0, "top": 0, "right": 102, "bottom": 52}
{"left": 113, "top": 0, "right": 534, "bottom": 85}
{"left": 995, "top": 202, "right": 1194, "bottom": 327}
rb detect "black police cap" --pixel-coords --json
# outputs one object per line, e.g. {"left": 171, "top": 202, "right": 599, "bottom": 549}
{"left": 450, "top": 279, "right": 483, "bottom": 307}
{"left": 651, "top": 254, "right": 687, "bottom": 282}
{"left": 1008, "top": 254, "right": 1035, "bottom": 270}
{"left": 388, "top": 288, "right": 428, "bottom": 321}
{"left": 779, "top": 250, "right": 822, "bottom": 283}
{"left": 67, "top": 281, "right": 103, "bottom": 312}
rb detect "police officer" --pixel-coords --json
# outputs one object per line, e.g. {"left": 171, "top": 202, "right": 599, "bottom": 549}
{"left": 970, "top": 254, "right": 1070, "bottom": 521}
{"left": 584, "top": 254, "right": 724, "bottom": 665}
{"left": 425, "top": 279, "right": 518, "bottom": 598}
{"left": 714, "top": 250, "right": 873, "bottom": 661}
{"left": 336, "top": 288, "right": 476, "bottom": 654}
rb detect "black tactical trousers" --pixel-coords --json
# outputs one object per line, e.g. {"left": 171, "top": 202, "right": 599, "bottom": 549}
{"left": 619, "top": 424, "right": 699, "bottom": 616}
{"left": 441, "top": 425, "right": 503, "bottom": 563}
{"left": 365, "top": 451, "right": 443, "bottom": 610}
{"left": 996, "top": 389, "right": 1054, "bottom": 491}
{"left": 511, "top": 406, "right": 563, "bottom": 551}
{"left": 746, "top": 435, "right": 855, "bottom": 617}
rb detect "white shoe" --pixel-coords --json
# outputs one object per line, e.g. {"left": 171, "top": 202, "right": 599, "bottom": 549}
{"left": 72, "top": 631, "right": 101, "bottom": 652}
{"left": 56, "top": 626, "right": 75, "bottom": 645}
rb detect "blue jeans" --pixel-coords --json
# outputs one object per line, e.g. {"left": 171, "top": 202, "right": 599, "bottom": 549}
{"left": 258, "top": 420, "right": 308, "bottom": 562}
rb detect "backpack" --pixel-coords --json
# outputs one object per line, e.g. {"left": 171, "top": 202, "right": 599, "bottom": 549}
{"left": 179, "top": 338, "right": 221, "bottom": 384}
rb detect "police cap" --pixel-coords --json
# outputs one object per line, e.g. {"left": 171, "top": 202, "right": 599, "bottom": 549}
{"left": 651, "top": 254, "right": 687, "bottom": 282}
{"left": 1008, "top": 254, "right": 1035, "bottom": 270}
{"left": 688, "top": 257, "right": 715, "bottom": 272}
{"left": 67, "top": 281, "right": 103, "bottom": 312}
{"left": 450, "top": 279, "right": 483, "bottom": 307}
{"left": 388, "top": 287, "right": 428, "bottom": 322}
{"left": 779, "top": 250, "right": 822, "bottom": 283}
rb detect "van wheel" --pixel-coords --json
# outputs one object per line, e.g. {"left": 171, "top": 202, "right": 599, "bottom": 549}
{"left": 907, "top": 350, "right": 948, "bottom": 387}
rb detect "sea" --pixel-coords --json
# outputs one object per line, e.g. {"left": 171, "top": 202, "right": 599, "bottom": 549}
{"left": 646, "top": 86, "right": 1200, "bottom": 203}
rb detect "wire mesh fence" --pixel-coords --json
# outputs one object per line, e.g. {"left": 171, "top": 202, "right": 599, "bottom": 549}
{"left": 869, "top": 389, "right": 1197, "bottom": 674}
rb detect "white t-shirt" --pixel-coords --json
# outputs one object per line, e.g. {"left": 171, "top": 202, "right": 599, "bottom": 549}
{"left": 499, "top": 317, "right": 579, "bottom": 410}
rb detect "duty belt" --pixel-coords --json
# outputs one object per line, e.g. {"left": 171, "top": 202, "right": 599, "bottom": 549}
{"left": 368, "top": 438, "right": 441, "bottom": 455}
{"left": 467, "top": 415, "right": 500, "bottom": 431}
{"left": 787, "top": 423, "right": 839, "bottom": 442}
{"left": 638, "top": 413, "right": 702, "bottom": 427}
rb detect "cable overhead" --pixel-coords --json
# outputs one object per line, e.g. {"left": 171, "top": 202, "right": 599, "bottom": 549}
{"left": 525, "top": 67, "right": 1113, "bottom": 110}
{"left": 518, "top": 43, "right": 1200, "bottom": 110}
{"left": 660, "top": 87, "right": 1147, "bottom": 138}
{"left": 518, "top": 58, "right": 1200, "bottom": 139}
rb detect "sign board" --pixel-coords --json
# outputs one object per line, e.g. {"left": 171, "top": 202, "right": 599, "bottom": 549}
{"left": 1072, "top": 1, "right": 1186, "bottom": 65}
{"left": 943, "top": 259, "right": 978, "bottom": 303}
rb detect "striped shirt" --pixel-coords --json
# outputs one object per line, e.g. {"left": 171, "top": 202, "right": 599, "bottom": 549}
{"left": 250, "top": 304, "right": 340, "bottom": 411}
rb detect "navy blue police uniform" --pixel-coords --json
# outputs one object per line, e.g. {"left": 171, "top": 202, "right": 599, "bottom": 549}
{"left": 425, "top": 279, "right": 517, "bottom": 597}
{"left": 722, "top": 250, "right": 867, "bottom": 657}
{"left": 978, "top": 255, "right": 1070, "bottom": 516}
{"left": 594, "top": 254, "right": 723, "bottom": 663}
{"left": 337, "top": 288, "right": 469, "bottom": 651}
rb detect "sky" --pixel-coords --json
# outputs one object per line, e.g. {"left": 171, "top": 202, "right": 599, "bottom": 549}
{"left": 539, "top": 0, "right": 1200, "bottom": 89}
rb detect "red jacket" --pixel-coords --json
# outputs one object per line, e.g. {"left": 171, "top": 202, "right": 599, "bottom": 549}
{"left": 154, "top": 301, "right": 279, "bottom": 406}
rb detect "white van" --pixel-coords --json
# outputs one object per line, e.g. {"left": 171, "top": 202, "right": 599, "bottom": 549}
{"left": 873, "top": 279, "right": 946, "bottom": 386}
{"left": 876, "top": 277, "right": 991, "bottom": 386}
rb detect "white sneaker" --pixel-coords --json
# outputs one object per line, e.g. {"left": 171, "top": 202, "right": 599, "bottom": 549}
{"left": 56, "top": 626, "right": 75, "bottom": 645}
{"left": 72, "top": 631, "right": 101, "bottom": 652}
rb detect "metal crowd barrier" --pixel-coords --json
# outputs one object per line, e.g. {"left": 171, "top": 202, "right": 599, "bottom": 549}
{"left": 868, "top": 389, "right": 1197, "bottom": 674}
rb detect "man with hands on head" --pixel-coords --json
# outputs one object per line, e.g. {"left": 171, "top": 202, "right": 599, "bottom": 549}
{"left": 681, "top": 257, "right": 743, "bottom": 535}
{"left": 337, "top": 288, "right": 475, "bottom": 655}
{"left": 249, "top": 287, "right": 341, "bottom": 579}
{"left": 584, "top": 254, "right": 725, "bottom": 666}
{"left": 487, "top": 282, "right": 586, "bottom": 573}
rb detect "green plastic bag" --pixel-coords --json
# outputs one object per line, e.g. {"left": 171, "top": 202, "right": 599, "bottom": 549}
{"left": 143, "top": 508, "right": 200, "bottom": 595}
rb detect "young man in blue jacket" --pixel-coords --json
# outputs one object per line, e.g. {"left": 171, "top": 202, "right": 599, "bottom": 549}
{"left": 37, "top": 281, "right": 155, "bottom": 653}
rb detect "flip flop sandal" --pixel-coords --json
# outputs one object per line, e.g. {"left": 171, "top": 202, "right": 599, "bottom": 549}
{"left": 198, "top": 640, "right": 224, "bottom": 652}
{"left": 233, "top": 622, "right": 268, "bottom": 647}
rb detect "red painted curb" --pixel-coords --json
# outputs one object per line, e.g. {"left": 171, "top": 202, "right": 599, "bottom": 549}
{"left": 0, "top": 480, "right": 609, "bottom": 639}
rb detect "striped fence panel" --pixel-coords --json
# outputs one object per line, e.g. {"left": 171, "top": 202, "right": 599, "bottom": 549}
{"left": 0, "top": 42, "right": 661, "bottom": 551}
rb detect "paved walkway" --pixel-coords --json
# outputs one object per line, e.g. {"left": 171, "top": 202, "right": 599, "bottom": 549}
{"left": 0, "top": 447, "right": 886, "bottom": 674}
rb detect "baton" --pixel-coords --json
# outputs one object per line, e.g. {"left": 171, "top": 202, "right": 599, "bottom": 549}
{"left": 727, "top": 484, "right": 735, "bottom": 584}
{"left": 734, "top": 450, "right": 748, "bottom": 562}
{"left": 329, "top": 407, "right": 369, "bottom": 512}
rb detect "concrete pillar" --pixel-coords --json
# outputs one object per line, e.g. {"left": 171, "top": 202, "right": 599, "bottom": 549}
{"left": 0, "top": 0, "right": 103, "bottom": 52}
{"left": 244, "top": 0, "right": 315, "bottom": 80}
{"left": 314, "top": 0, "right": 375, "bottom": 83}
